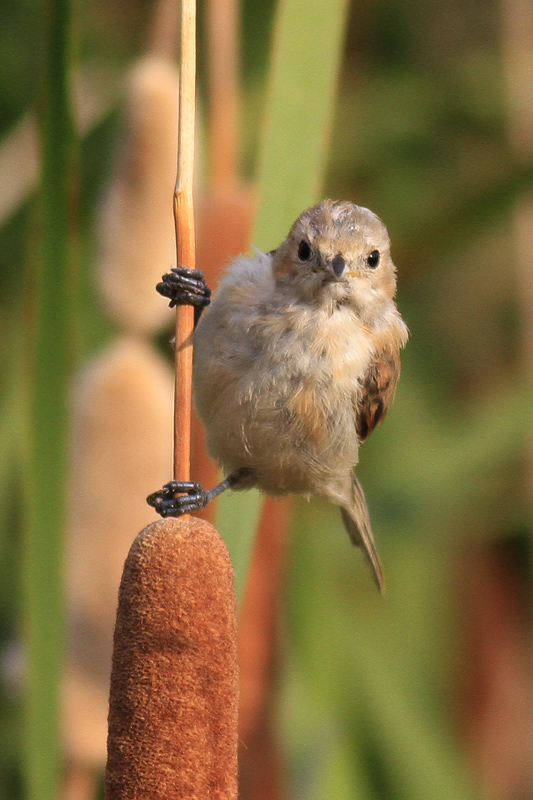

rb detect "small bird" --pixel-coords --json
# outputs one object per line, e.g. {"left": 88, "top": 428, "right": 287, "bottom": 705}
{"left": 148, "top": 200, "right": 409, "bottom": 591}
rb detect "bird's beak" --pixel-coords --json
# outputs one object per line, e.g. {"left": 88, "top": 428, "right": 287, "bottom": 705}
{"left": 325, "top": 254, "right": 347, "bottom": 279}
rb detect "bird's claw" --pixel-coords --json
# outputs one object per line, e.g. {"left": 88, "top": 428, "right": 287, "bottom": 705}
{"left": 156, "top": 266, "right": 211, "bottom": 309}
{"left": 147, "top": 480, "right": 209, "bottom": 517}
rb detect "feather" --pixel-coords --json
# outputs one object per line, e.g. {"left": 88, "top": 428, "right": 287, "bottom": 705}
{"left": 340, "top": 473, "right": 384, "bottom": 593}
{"left": 356, "top": 348, "right": 401, "bottom": 442}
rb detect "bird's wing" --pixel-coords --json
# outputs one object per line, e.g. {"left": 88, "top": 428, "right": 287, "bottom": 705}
{"left": 356, "top": 348, "right": 401, "bottom": 442}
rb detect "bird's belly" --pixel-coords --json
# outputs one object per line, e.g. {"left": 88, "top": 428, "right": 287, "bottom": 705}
{"left": 195, "top": 357, "right": 360, "bottom": 496}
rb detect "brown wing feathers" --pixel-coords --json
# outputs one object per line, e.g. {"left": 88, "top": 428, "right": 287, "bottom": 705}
{"left": 356, "top": 350, "right": 400, "bottom": 442}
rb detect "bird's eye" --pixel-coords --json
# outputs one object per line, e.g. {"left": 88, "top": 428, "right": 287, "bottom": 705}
{"left": 298, "top": 240, "right": 311, "bottom": 261}
{"left": 367, "top": 250, "right": 380, "bottom": 268}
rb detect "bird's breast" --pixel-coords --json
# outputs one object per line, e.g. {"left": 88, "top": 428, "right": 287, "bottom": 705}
{"left": 194, "top": 300, "right": 375, "bottom": 492}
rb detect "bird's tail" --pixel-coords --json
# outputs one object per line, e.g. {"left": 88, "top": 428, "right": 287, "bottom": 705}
{"left": 339, "top": 473, "right": 384, "bottom": 593}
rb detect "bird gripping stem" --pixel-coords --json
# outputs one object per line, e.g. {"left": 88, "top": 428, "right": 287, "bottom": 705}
{"left": 174, "top": 0, "right": 196, "bottom": 490}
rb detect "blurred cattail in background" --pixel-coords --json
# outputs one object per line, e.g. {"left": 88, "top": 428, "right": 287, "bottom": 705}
{"left": 97, "top": 57, "right": 179, "bottom": 334}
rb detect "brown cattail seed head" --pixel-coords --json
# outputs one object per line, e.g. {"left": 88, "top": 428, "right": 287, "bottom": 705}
{"left": 105, "top": 517, "right": 239, "bottom": 799}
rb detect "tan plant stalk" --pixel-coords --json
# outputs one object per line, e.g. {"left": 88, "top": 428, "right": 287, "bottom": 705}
{"left": 172, "top": 0, "right": 196, "bottom": 486}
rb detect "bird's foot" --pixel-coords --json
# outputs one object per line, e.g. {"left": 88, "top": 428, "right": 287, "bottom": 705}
{"left": 156, "top": 266, "right": 211, "bottom": 309}
{"left": 146, "top": 480, "right": 209, "bottom": 517}
{"left": 147, "top": 471, "right": 247, "bottom": 518}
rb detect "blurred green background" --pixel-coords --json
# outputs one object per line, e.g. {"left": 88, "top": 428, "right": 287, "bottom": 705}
{"left": 1, "top": 0, "right": 532, "bottom": 798}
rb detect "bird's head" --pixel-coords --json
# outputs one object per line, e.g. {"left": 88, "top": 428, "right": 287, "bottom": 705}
{"left": 272, "top": 200, "right": 398, "bottom": 320}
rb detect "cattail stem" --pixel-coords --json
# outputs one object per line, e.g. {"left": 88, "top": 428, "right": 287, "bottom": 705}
{"left": 173, "top": 0, "right": 196, "bottom": 485}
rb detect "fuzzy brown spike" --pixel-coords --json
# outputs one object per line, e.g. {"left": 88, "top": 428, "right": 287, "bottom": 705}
{"left": 105, "top": 517, "right": 239, "bottom": 799}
